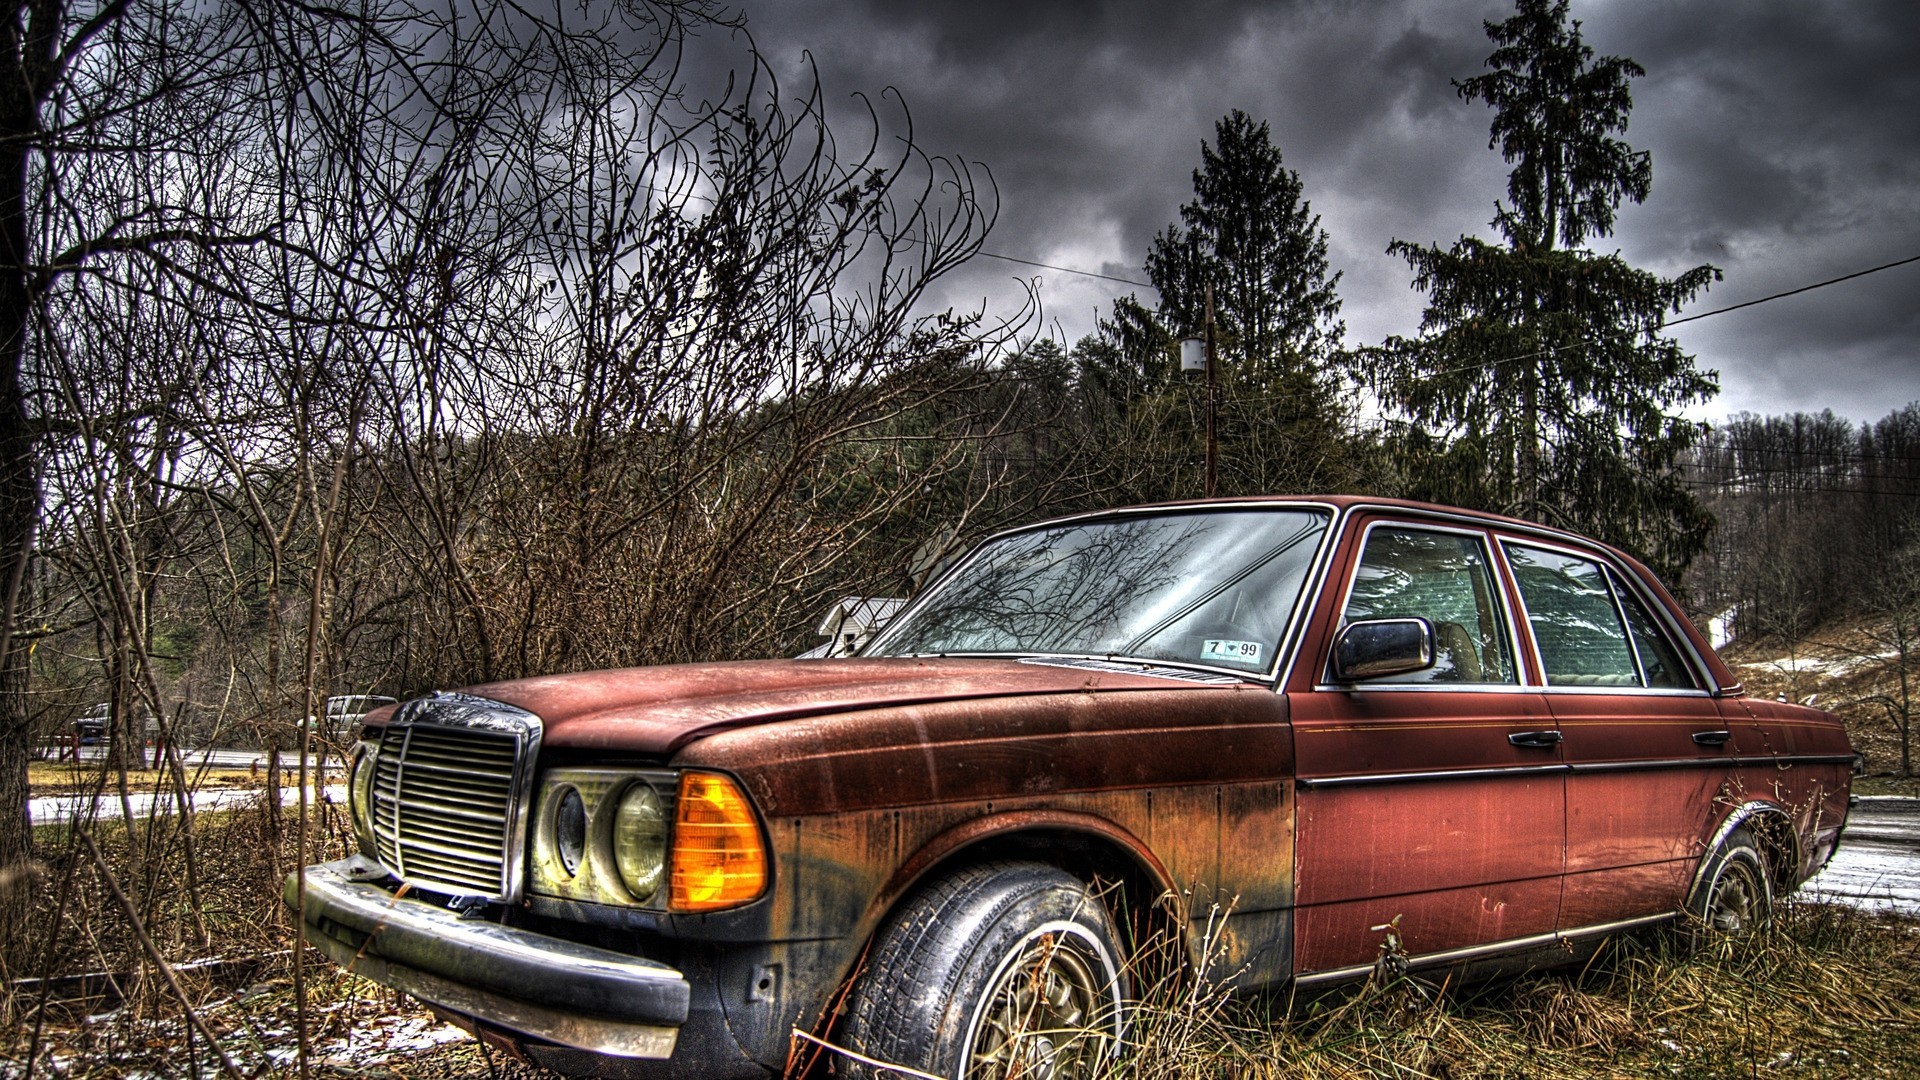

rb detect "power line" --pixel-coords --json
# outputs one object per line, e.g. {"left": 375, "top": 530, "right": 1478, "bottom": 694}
{"left": 973, "top": 245, "right": 1920, "bottom": 331}
{"left": 982, "top": 247, "right": 1920, "bottom": 312}
{"left": 974, "top": 250, "right": 1149, "bottom": 288}
{"left": 1402, "top": 252, "right": 1920, "bottom": 381}
{"left": 1667, "top": 254, "right": 1920, "bottom": 326}
{"left": 637, "top": 172, "right": 1920, "bottom": 320}
{"left": 646, "top": 168, "right": 1918, "bottom": 322}
{"left": 1690, "top": 447, "right": 1920, "bottom": 465}
{"left": 1682, "top": 461, "right": 1920, "bottom": 486}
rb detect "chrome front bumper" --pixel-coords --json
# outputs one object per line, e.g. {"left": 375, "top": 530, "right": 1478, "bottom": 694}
{"left": 288, "top": 857, "right": 690, "bottom": 1059}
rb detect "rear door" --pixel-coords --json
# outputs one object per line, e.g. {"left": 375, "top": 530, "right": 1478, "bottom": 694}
{"left": 1291, "top": 518, "right": 1564, "bottom": 976}
{"left": 1501, "top": 540, "right": 1728, "bottom": 929}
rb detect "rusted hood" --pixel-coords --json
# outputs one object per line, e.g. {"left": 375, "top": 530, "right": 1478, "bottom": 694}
{"left": 429, "top": 657, "right": 1240, "bottom": 757}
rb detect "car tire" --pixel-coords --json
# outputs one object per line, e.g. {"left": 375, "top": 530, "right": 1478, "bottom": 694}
{"left": 1687, "top": 826, "right": 1773, "bottom": 941}
{"left": 842, "top": 861, "right": 1127, "bottom": 1080}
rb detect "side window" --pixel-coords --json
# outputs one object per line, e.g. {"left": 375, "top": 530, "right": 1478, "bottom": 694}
{"left": 1337, "top": 527, "right": 1516, "bottom": 684}
{"left": 1609, "top": 568, "right": 1696, "bottom": 690}
{"left": 1505, "top": 544, "right": 1657, "bottom": 688}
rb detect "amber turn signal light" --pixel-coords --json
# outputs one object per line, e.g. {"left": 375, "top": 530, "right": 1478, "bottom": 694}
{"left": 669, "top": 771, "right": 768, "bottom": 912}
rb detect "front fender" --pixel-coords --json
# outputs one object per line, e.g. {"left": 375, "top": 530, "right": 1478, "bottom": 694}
{"left": 867, "top": 808, "right": 1179, "bottom": 928}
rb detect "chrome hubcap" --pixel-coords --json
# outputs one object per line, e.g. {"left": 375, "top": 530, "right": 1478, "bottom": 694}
{"left": 1710, "top": 861, "right": 1762, "bottom": 933}
{"left": 965, "top": 931, "right": 1112, "bottom": 1080}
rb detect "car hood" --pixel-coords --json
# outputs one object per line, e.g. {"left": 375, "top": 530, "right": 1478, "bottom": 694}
{"left": 404, "top": 657, "right": 1242, "bottom": 758}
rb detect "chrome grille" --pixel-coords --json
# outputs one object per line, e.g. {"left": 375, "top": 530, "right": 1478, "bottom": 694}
{"left": 368, "top": 692, "right": 542, "bottom": 901}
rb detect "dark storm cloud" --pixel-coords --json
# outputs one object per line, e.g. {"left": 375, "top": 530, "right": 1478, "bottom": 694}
{"left": 1588, "top": 0, "right": 1920, "bottom": 419}
{"left": 715, "top": 0, "right": 1920, "bottom": 423}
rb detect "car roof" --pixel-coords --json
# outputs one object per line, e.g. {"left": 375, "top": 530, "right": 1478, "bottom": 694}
{"left": 1012, "top": 496, "right": 1597, "bottom": 549}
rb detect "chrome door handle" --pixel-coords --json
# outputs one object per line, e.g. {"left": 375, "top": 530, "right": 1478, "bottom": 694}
{"left": 1692, "top": 730, "right": 1732, "bottom": 746}
{"left": 1508, "top": 730, "right": 1563, "bottom": 749}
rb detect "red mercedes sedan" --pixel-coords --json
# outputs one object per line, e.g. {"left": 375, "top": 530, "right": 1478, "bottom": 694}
{"left": 291, "top": 497, "right": 1852, "bottom": 1079}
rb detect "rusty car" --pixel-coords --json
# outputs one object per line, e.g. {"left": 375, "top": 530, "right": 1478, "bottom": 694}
{"left": 289, "top": 497, "right": 1853, "bottom": 1079}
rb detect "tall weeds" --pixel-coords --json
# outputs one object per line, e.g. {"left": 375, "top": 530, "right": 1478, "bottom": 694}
{"left": 9, "top": 861, "right": 1916, "bottom": 1078}
{"left": 1111, "top": 902, "right": 1919, "bottom": 1079}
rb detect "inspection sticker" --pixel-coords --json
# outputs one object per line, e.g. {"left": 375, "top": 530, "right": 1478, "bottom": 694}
{"left": 1201, "top": 639, "right": 1261, "bottom": 664}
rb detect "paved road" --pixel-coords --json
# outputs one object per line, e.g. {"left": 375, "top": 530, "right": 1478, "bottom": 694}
{"left": 30, "top": 784, "right": 348, "bottom": 825}
{"left": 32, "top": 746, "right": 350, "bottom": 824}
{"left": 54, "top": 745, "right": 339, "bottom": 769}
{"left": 1803, "top": 796, "right": 1920, "bottom": 915}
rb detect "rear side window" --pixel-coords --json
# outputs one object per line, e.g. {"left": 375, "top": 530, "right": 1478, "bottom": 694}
{"left": 1505, "top": 544, "right": 1693, "bottom": 690}
{"left": 1609, "top": 568, "right": 1695, "bottom": 690}
{"left": 1338, "top": 526, "right": 1516, "bottom": 684}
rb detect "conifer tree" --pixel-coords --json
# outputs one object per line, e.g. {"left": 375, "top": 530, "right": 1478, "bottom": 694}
{"left": 1366, "top": 0, "right": 1719, "bottom": 578}
{"left": 1149, "top": 109, "right": 1344, "bottom": 377}
{"left": 1095, "top": 110, "right": 1353, "bottom": 498}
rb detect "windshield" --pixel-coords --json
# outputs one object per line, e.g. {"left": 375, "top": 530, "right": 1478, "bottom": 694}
{"left": 864, "top": 508, "right": 1329, "bottom": 673}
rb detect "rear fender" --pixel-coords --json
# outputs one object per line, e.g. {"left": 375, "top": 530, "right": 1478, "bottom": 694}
{"left": 1694, "top": 801, "right": 1798, "bottom": 898}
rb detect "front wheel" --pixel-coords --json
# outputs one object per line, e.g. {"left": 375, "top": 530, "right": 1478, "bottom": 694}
{"left": 843, "top": 862, "right": 1127, "bottom": 1080}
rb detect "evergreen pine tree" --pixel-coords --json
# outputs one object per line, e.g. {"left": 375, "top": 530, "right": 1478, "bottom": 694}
{"left": 1093, "top": 110, "right": 1353, "bottom": 498}
{"left": 1149, "top": 109, "right": 1344, "bottom": 377}
{"left": 1366, "top": 0, "right": 1719, "bottom": 578}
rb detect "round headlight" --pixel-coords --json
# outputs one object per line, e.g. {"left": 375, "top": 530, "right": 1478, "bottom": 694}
{"left": 349, "top": 745, "right": 379, "bottom": 857}
{"left": 552, "top": 786, "right": 587, "bottom": 878}
{"left": 611, "top": 783, "right": 668, "bottom": 902}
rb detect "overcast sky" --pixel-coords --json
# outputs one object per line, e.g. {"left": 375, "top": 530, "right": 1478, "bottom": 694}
{"left": 708, "top": 0, "right": 1918, "bottom": 425}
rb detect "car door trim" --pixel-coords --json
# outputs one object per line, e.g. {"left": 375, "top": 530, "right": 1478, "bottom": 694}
{"left": 1291, "top": 912, "right": 1676, "bottom": 986}
{"left": 1296, "top": 763, "right": 1571, "bottom": 789}
{"left": 1566, "top": 753, "right": 1855, "bottom": 774}
{"left": 1296, "top": 753, "right": 1853, "bottom": 789}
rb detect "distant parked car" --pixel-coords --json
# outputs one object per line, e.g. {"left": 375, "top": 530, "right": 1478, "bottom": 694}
{"left": 70, "top": 702, "right": 156, "bottom": 749}
{"left": 291, "top": 497, "right": 1853, "bottom": 1079}
{"left": 307, "top": 695, "right": 398, "bottom": 740}
{"left": 72, "top": 703, "right": 109, "bottom": 745}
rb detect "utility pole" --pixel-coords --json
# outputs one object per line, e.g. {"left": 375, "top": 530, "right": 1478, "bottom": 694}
{"left": 1178, "top": 285, "right": 1222, "bottom": 499}
{"left": 1204, "top": 282, "right": 1218, "bottom": 499}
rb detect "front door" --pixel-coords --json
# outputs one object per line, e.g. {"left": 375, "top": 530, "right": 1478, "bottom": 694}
{"left": 1291, "top": 520, "right": 1566, "bottom": 975}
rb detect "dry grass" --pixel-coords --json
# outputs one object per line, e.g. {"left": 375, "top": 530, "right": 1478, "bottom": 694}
{"left": 6, "top": 823, "right": 1916, "bottom": 1078}
{"left": 1110, "top": 902, "right": 1920, "bottom": 1079}
{"left": 28, "top": 761, "right": 270, "bottom": 797}
{"left": 3, "top": 798, "right": 352, "bottom": 1041}
{"left": 1855, "top": 775, "right": 1920, "bottom": 798}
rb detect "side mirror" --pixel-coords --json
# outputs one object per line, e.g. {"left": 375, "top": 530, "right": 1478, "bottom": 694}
{"left": 1331, "top": 618, "right": 1435, "bottom": 683}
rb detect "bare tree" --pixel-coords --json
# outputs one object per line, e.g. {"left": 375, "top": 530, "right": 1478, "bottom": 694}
{"left": 0, "top": 0, "right": 279, "bottom": 965}
{"left": 7, "top": 0, "right": 1034, "bottom": 1011}
{"left": 1845, "top": 537, "right": 1920, "bottom": 777}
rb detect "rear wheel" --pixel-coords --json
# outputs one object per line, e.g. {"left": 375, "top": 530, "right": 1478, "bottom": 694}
{"left": 843, "top": 861, "right": 1127, "bottom": 1080}
{"left": 1688, "top": 827, "right": 1773, "bottom": 940}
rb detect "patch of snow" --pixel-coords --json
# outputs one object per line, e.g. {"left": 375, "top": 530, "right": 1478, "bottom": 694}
{"left": 309, "top": 1012, "right": 467, "bottom": 1066}
{"left": 29, "top": 784, "right": 346, "bottom": 825}
{"left": 1740, "top": 648, "right": 1904, "bottom": 680}
{"left": 1743, "top": 655, "right": 1835, "bottom": 674}
{"left": 1710, "top": 608, "right": 1736, "bottom": 649}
